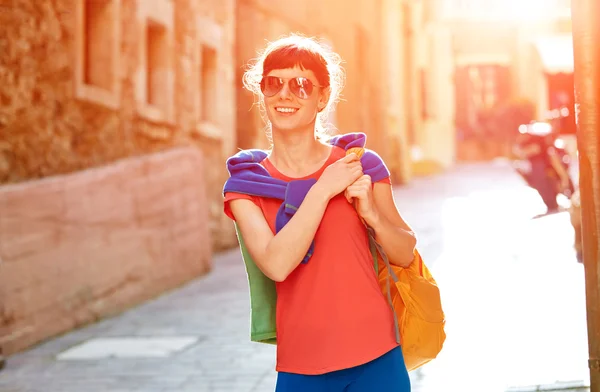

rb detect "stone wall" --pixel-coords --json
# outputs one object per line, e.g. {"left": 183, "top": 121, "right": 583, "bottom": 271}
{"left": 0, "top": 0, "right": 237, "bottom": 251}
{"left": 0, "top": 148, "right": 212, "bottom": 355}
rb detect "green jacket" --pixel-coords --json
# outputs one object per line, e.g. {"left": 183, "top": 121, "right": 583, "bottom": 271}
{"left": 234, "top": 223, "right": 399, "bottom": 345}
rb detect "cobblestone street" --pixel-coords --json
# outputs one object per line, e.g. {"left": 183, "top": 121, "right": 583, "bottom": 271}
{"left": 0, "top": 161, "right": 590, "bottom": 392}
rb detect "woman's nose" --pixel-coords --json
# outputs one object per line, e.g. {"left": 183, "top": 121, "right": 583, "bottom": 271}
{"left": 278, "top": 82, "right": 293, "bottom": 100}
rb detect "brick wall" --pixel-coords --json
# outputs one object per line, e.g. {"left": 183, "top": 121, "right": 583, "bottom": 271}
{"left": 0, "top": 0, "right": 237, "bottom": 250}
{"left": 0, "top": 148, "right": 212, "bottom": 355}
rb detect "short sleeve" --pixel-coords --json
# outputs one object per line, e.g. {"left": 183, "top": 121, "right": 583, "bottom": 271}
{"left": 223, "top": 192, "right": 260, "bottom": 221}
{"left": 371, "top": 176, "right": 391, "bottom": 190}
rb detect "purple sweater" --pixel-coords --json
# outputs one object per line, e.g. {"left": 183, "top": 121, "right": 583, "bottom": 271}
{"left": 222, "top": 132, "right": 390, "bottom": 263}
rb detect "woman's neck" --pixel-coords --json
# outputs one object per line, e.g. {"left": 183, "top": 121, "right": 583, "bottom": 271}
{"left": 268, "top": 129, "right": 331, "bottom": 176}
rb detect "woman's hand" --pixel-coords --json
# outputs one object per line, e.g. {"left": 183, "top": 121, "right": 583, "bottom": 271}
{"left": 314, "top": 153, "right": 363, "bottom": 200}
{"left": 345, "top": 174, "right": 379, "bottom": 224}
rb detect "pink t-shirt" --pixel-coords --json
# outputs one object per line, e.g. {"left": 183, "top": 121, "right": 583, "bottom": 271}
{"left": 224, "top": 146, "right": 398, "bottom": 375}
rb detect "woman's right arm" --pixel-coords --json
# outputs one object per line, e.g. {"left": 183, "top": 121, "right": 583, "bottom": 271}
{"left": 229, "top": 185, "right": 331, "bottom": 282}
{"left": 229, "top": 152, "right": 363, "bottom": 282}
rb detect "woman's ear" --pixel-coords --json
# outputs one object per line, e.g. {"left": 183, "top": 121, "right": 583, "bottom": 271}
{"left": 318, "top": 86, "right": 331, "bottom": 112}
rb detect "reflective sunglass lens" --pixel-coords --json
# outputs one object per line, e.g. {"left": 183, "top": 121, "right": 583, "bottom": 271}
{"left": 291, "top": 78, "right": 313, "bottom": 99}
{"left": 260, "top": 77, "right": 315, "bottom": 99}
{"left": 261, "top": 77, "right": 283, "bottom": 97}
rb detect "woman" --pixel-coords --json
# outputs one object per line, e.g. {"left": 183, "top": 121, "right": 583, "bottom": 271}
{"left": 223, "top": 34, "right": 416, "bottom": 391}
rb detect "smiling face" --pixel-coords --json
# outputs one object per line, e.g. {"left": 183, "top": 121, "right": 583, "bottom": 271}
{"left": 263, "top": 66, "right": 330, "bottom": 135}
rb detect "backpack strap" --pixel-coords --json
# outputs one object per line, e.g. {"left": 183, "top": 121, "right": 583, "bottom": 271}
{"left": 367, "top": 226, "right": 401, "bottom": 344}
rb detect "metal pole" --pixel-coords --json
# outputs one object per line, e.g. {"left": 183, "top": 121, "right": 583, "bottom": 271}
{"left": 571, "top": 0, "right": 600, "bottom": 390}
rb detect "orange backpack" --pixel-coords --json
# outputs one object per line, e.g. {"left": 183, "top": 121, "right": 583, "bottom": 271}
{"left": 367, "top": 227, "right": 446, "bottom": 371}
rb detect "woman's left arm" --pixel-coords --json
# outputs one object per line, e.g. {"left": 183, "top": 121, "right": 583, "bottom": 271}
{"left": 345, "top": 176, "right": 417, "bottom": 267}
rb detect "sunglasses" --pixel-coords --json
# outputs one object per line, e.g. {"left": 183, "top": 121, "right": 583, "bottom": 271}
{"left": 260, "top": 76, "right": 322, "bottom": 99}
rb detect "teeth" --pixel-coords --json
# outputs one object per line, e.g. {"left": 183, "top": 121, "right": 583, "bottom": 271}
{"left": 276, "top": 108, "right": 298, "bottom": 113}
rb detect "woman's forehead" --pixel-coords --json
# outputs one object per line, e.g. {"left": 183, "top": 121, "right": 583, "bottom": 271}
{"left": 265, "top": 66, "right": 317, "bottom": 80}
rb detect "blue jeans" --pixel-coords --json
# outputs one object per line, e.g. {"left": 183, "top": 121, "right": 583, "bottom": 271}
{"left": 275, "top": 347, "right": 411, "bottom": 392}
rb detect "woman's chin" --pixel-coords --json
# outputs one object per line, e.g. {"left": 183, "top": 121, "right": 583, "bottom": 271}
{"left": 271, "top": 118, "right": 301, "bottom": 131}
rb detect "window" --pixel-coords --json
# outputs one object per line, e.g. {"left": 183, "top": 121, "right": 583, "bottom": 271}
{"left": 146, "top": 21, "right": 168, "bottom": 109}
{"left": 74, "top": 0, "right": 120, "bottom": 109}
{"left": 195, "top": 17, "right": 222, "bottom": 138}
{"left": 135, "top": 0, "right": 174, "bottom": 124}
{"left": 200, "top": 46, "right": 217, "bottom": 124}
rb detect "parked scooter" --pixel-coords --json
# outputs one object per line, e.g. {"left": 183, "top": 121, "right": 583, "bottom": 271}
{"left": 512, "top": 121, "right": 575, "bottom": 212}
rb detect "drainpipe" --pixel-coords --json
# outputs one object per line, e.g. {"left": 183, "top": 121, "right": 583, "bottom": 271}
{"left": 571, "top": 0, "right": 600, "bottom": 390}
